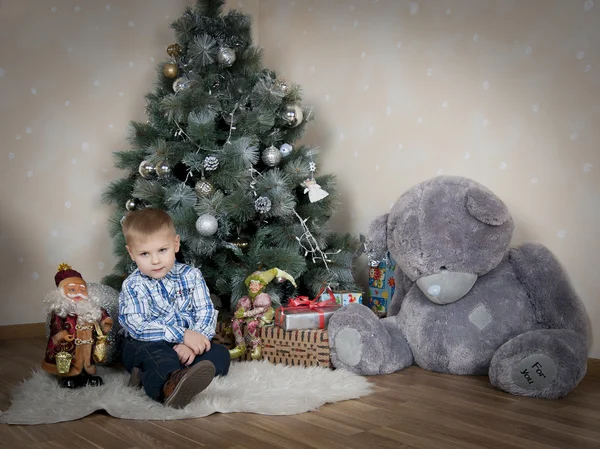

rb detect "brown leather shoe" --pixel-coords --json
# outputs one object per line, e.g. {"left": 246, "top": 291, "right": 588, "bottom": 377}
{"left": 163, "top": 360, "right": 215, "bottom": 409}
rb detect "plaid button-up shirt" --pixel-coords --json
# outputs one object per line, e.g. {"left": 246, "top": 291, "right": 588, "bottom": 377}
{"left": 118, "top": 262, "right": 216, "bottom": 343}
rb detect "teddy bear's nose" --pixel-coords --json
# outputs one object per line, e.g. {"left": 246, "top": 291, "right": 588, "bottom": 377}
{"left": 416, "top": 271, "right": 477, "bottom": 305}
{"left": 427, "top": 285, "right": 441, "bottom": 296}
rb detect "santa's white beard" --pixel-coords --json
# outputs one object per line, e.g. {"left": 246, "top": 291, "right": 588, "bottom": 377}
{"left": 44, "top": 289, "right": 103, "bottom": 324}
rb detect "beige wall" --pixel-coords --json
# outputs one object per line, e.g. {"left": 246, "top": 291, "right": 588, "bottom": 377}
{"left": 1, "top": 1, "right": 598, "bottom": 357}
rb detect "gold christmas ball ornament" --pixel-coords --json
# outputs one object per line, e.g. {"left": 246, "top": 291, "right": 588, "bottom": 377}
{"left": 282, "top": 104, "right": 303, "bottom": 127}
{"left": 217, "top": 47, "right": 236, "bottom": 67}
{"left": 125, "top": 198, "right": 137, "bottom": 211}
{"left": 138, "top": 160, "right": 155, "bottom": 178}
{"left": 167, "top": 43, "right": 182, "bottom": 57}
{"left": 261, "top": 145, "right": 282, "bottom": 167}
{"left": 155, "top": 161, "right": 171, "bottom": 177}
{"left": 163, "top": 63, "right": 179, "bottom": 79}
{"left": 194, "top": 178, "right": 215, "bottom": 197}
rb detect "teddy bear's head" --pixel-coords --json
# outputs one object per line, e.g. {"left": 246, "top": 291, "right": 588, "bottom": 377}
{"left": 366, "top": 176, "right": 514, "bottom": 304}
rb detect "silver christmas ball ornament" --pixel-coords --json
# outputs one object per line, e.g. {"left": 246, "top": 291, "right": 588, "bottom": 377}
{"left": 195, "top": 178, "right": 215, "bottom": 197}
{"left": 275, "top": 276, "right": 287, "bottom": 284}
{"left": 217, "top": 47, "right": 236, "bottom": 67}
{"left": 138, "top": 160, "right": 155, "bottom": 178}
{"left": 195, "top": 214, "right": 218, "bottom": 236}
{"left": 282, "top": 104, "right": 303, "bottom": 127}
{"left": 172, "top": 77, "right": 195, "bottom": 93}
{"left": 125, "top": 198, "right": 137, "bottom": 211}
{"left": 279, "top": 143, "right": 293, "bottom": 157}
{"left": 262, "top": 145, "right": 282, "bottom": 167}
{"left": 155, "top": 161, "right": 171, "bottom": 177}
{"left": 254, "top": 196, "right": 272, "bottom": 214}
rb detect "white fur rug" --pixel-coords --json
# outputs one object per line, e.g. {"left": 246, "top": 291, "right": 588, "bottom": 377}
{"left": 0, "top": 361, "right": 372, "bottom": 425}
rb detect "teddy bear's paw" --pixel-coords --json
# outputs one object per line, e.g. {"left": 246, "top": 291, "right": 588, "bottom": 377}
{"left": 489, "top": 329, "right": 588, "bottom": 399}
{"left": 328, "top": 304, "right": 400, "bottom": 375}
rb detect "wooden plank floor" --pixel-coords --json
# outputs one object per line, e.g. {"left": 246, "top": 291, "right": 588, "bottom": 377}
{"left": 0, "top": 337, "right": 599, "bottom": 449}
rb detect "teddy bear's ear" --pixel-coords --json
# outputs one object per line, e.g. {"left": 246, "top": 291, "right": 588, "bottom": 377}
{"left": 365, "top": 214, "right": 389, "bottom": 262}
{"left": 466, "top": 186, "right": 510, "bottom": 226}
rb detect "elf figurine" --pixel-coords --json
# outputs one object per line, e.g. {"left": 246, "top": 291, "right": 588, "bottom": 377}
{"left": 230, "top": 268, "right": 296, "bottom": 360}
{"left": 42, "top": 263, "right": 113, "bottom": 388}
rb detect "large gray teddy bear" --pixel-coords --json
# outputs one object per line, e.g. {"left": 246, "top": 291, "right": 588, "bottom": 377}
{"left": 329, "top": 176, "right": 590, "bottom": 398}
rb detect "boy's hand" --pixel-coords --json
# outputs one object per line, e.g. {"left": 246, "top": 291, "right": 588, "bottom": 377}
{"left": 183, "top": 329, "right": 211, "bottom": 355}
{"left": 173, "top": 343, "right": 196, "bottom": 366}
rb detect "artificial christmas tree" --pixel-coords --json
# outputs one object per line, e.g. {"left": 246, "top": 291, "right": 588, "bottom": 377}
{"left": 102, "top": 0, "right": 360, "bottom": 311}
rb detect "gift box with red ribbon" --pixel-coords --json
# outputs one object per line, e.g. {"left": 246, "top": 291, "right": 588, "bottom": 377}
{"left": 212, "top": 321, "right": 333, "bottom": 368}
{"left": 275, "top": 287, "right": 341, "bottom": 331}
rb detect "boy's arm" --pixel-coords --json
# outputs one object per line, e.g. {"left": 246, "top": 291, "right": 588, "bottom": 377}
{"left": 118, "top": 283, "right": 186, "bottom": 343}
{"left": 188, "top": 269, "right": 217, "bottom": 340}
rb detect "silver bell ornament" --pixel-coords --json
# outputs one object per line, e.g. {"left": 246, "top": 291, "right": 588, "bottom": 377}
{"left": 282, "top": 104, "right": 303, "bottom": 128}
{"left": 155, "top": 161, "right": 172, "bottom": 177}
{"left": 195, "top": 214, "right": 218, "bottom": 236}
{"left": 138, "top": 160, "right": 155, "bottom": 178}
{"left": 262, "top": 146, "right": 282, "bottom": 167}
{"left": 279, "top": 143, "right": 293, "bottom": 158}
{"left": 217, "top": 47, "right": 236, "bottom": 67}
{"left": 125, "top": 198, "right": 137, "bottom": 211}
{"left": 195, "top": 178, "right": 215, "bottom": 197}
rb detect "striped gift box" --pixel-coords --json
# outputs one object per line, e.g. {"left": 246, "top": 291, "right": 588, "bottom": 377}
{"left": 212, "top": 321, "right": 332, "bottom": 368}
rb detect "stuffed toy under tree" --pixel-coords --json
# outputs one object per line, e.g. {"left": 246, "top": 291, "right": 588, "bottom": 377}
{"left": 230, "top": 267, "right": 296, "bottom": 359}
{"left": 42, "top": 264, "right": 114, "bottom": 389}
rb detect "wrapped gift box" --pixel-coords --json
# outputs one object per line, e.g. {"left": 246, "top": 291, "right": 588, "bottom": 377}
{"left": 366, "top": 252, "right": 396, "bottom": 316}
{"left": 212, "top": 321, "right": 332, "bottom": 368}
{"left": 274, "top": 304, "right": 340, "bottom": 331}
{"left": 261, "top": 327, "right": 332, "bottom": 368}
{"left": 321, "top": 291, "right": 363, "bottom": 306}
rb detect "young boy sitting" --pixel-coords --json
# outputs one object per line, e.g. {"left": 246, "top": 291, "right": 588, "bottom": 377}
{"left": 119, "top": 208, "right": 230, "bottom": 409}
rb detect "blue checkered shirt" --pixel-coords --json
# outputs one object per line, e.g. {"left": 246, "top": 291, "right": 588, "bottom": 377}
{"left": 118, "top": 262, "right": 217, "bottom": 343}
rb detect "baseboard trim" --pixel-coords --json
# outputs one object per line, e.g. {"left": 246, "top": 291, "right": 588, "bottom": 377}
{"left": 0, "top": 322, "right": 46, "bottom": 340}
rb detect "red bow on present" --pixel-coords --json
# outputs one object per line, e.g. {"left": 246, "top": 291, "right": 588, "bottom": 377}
{"left": 276, "top": 285, "right": 338, "bottom": 329}
{"left": 287, "top": 285, "right": 337, "bottom": 308}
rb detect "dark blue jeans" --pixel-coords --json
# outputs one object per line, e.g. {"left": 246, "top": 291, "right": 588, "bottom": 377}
{"left": 122, "top": 337, "right": 230, "bottom": 402}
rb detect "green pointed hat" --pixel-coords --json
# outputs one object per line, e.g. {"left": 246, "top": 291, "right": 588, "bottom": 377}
{"left": 245, "top": 268, "right": 297, "bottom": 288}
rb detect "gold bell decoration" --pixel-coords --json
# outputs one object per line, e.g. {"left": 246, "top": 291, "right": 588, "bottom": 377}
{"left": 167, "top": 43, "right": 181, "bottom": 57}
{"left": 93, "top": 322, "right": 108, "bottom": 364}
{"left": 55, "top": 350, "right": 73, "bottom": 374}
{"left": 163, "top": 63, "right": 179, "bottom": 79}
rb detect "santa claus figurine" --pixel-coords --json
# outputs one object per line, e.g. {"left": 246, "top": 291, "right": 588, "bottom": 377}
{"left": 42, "top": 263, "right": 113, "bottom": 388}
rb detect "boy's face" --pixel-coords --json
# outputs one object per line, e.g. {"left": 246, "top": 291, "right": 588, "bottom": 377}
{"left": 126, "top": 228, "right": 180, "bottom": 279}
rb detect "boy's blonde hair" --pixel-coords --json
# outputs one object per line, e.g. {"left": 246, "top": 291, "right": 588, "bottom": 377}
{"left": 122, "top": 208, "right": 176, "bottom": 245}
